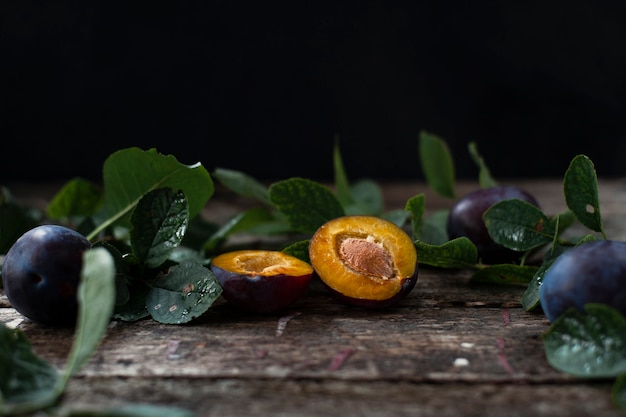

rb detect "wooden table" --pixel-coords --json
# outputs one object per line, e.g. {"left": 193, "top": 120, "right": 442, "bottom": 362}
{"left": 2, "top": 179, "right": 626, "bottom": 417}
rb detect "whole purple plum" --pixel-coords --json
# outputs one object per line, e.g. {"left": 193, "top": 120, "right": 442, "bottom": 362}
{"left": 2, "top": 224, "right": 91, "bottom": 326}
{"left": 539, "top": 239, "right": 626, "bottom": 322}
{"left": 446, "top": 185, "right": 540, "bottom": 263}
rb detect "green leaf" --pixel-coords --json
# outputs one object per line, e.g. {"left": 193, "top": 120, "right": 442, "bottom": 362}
{"left": 414, "top": 237, "right": 478, "bottom": 269}
{"left": 146, "top": 261, "right": 222, "bottom": 324}
{"left": 420, "top": 210, "right": 450, "bottom": 245}
{"left": 612, "top": 373, "right": 626, "bottom": 413}
{"left": 333, "top": 136, "right": 354, "bottom": 208}
{"left": 66, "top": 403, "right": 198, "bottom": 417}
{"left": 405, "top": 193, "right": 425, "bottom": 240}
{"left": 554, "top": 209, "right": 577, "bottom": 236}
{"left": 130, "top": 188, "right": 189, "bottom": 269}
{"left": 484, "top": 199, "right": 556, "bottom": 251}
{"left": 112, "top": 280, "right": 151, "bottom": 322}
{"left": 468, "top": 141, "right": 498, "bottom": 188}
{"left": 0, "top": 325, "right": 60, "bottom": 415}
{"left": 418, "top": 130, "right": 456, "bottom": 199}
{"left": 281, "top": 239, "right": 311, "bottom": 264}
{"left": 543, "top": 304, "right": 626, "bottom": 378}
{"left": 563, "top": 154, "right": 605, "bottom": 236}
{"left": 60, "top": 247, "right": 116, "bottom": 384}
{"left": 344, "top": 180, "right": 384, "bottom": 216}
{"left": 470, "top": 264, "right": 538, "bottom": 285}
{"left": 380, "top": 209, "right": 410, "bottom": 228}
{"left": 47, "top": 178, "right": 103, "bottom": 219}
{"left": 268, "top": 178, "right": 345, "bottom": 234}
{"left": 98, "top": 148, "right": 213, "bottom": 238}
{"left": 522, "top": 240, "right": 599, "bottom": 311}
{"left": 213, "top": 167, "right": 271, "bottom": 205}
{"left": 202, "top": 207, "right": 286, "bottom": 252}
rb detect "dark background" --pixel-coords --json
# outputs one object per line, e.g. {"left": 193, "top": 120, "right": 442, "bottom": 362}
{"left": 2, "top": 1, "right": 626, "bottom": 183}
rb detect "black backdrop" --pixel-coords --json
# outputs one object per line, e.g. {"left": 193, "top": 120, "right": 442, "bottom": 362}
{"left": 2, "top": 1, "right": 626, "bottom": 183}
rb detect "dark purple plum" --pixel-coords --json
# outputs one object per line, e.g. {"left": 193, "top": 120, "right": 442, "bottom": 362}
{"left": 2, "top": 224, "right": 91, "bottom": 326}
{"left": 539, "top": 240, "right": 626, "bottom": 322}
{"left": 446, "top": 185, "right": 540, "bottom": 263}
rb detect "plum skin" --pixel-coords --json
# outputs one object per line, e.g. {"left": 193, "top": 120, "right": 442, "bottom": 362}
{"left": 539, "top": 240, "right": 626, "bottom": 322}
{"left": 446, "top": 185, "right": 540, "bottom": 263}
{"left": 2, "top": 224, "right": 91, "bottom": 326}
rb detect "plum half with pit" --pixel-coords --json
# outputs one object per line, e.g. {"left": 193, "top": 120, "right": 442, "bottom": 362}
{"left": 2, "top": 224, "right": 91, "bottom": 326}
{"left": 308, "top": 215, "right": 418, "bottom": 309}
{"left": 539, "top": 239, "right": 626, "bottom": 322}
{"left": 446, "top": 185, "right": 540, "bottom": 263}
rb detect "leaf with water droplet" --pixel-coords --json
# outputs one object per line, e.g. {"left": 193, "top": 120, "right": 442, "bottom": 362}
{"left": 543, "top": 304, "right": 626, "bottom": 378}
{"left": 563, "top": 154, "right": 605, "bottom": 236}
{"left": 130, "top": 188, "right": 189, "bottom": 269}
{"left": 146, "top": 260, "right": 222, "bottom": 324}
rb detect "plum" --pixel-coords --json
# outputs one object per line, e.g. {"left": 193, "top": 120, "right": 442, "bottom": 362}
{"left": 2, "top": 224, "right": 91, "bottom": 326}
{"left": 539, "top": 239, "right": 626, "bottom": 322}
{"left": 446, "top": 185, "right": 540, "bottom": 263}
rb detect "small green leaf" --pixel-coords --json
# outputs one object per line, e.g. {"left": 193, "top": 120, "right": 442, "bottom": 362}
{"left": 468, "top": 142, "right": 498, "bottom": 188}
{"left": 146, "top": 261, "right": 222, "bottom": 324}
{"left": 130, "top": 188, "right": 189, "bottom": 269}
{"left": 67, "top": 403, "right": 198, "bottom": 417}
{"left": 112, "top": 280, "right": 151, "bottom": 322}
{"left": 420, "top": 210, "right": 450, "bottom": 246}
{"left": 333, "top": 136, "right": 354, "bottom": 208}
{"left": 414, "top": 237, "right": 478, "bottom": 269}
{"left": 521, "top": 273, "right": 542, "bottom": 312}
{"left": 66, "top": 403, "right": 198, "bottom": 417}
{"left": 268, "top": 178, "right": 345, "bottom": 234}
{"left": 281, "top": 239, "right": 311, "bottom": 264}
{"left": 470, "top": 264, "right": 538, "bottom": 285}
{"left": 202, "top": 207, "right": 287, "bottom": 252}
{"left": 563, "top": 154, "right": 605, "bottom": 237}
{"left": 380, "top": 209, "right": 410, "bottom": 228}
{"left": 405, "top": 194, "right": 425, "bottom": 240}
{"left": 213, "top": 167, "right": 270, "bottom": 205}
{"left": 345, "top": 179, "right": 384, "bottom": 216}
{"left": 418, "top": 131, "right": 456, "bottom": 199}
{"left": 612, "top": 373, "right": 626, "bottom": 413}
{"left": 484, "top": 199, "right": 556, "bottom": 251}
{"left": 543, "top": 304, "right": 626, "bottom": 378}
{"left": 47, "top": 178, "right": 103, "bottom": 219}
{"left": 0, "top": 325, "right": 60, "bottom": 415}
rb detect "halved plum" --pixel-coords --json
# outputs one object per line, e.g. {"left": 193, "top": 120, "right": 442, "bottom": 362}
{"left": 308, "top": 215, "right": 418, "bottom": 308}
{"left": 210, "top": 250, "right": 314, "bottom": 313}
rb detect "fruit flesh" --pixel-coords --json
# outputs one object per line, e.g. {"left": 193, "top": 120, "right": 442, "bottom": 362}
{"left": 308, "top": 215, "right": 418, "bottom": 305}
{"left": 446, "top": 185, "right": 540, "bottom": 263}
{"left": 2, "top": 225, "right": 91, "bottom": 326}
{"left": 539, "top": 239, "right": 626, "bottom": 322}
